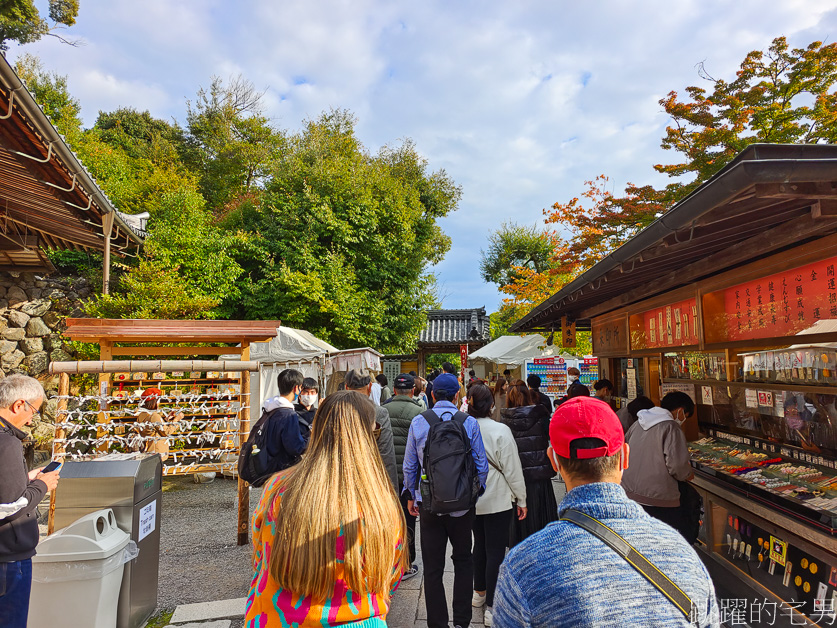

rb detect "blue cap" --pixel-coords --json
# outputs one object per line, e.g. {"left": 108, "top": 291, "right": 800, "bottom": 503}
{"left": 432, "top": 373, "right": 461, "bottom": 396}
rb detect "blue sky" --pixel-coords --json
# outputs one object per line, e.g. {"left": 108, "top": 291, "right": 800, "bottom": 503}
{"left": 13, "top": 0, "right": 837, "bottom": 312}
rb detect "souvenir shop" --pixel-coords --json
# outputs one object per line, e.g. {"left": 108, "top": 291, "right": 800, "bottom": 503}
{"left": 511, "top": 144, "right": 837, "bottom": 626}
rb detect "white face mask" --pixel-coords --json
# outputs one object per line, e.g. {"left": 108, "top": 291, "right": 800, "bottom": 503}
{"left": 299, "top": 394, "right": 317, "bottom": 407}
{"left": 568, "top": 375, "right": 579, "bottom": 382}
{"left": 674, "top": 408, "right": 686, "bottom": 426}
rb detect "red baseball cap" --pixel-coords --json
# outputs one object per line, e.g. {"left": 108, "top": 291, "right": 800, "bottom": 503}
{"left": 549, "top": 396, "right": 624, "bottom": 459}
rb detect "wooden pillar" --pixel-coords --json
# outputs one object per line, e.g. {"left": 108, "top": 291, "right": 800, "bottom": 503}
{"left": 417, "top": 348, "right": 425, "bottom": 377}
{"left": 237, "top": 342, "right": 251, "bottom": 546}
{"left": 48, "top": 372, "right": 70, "bottom": 535}
{"left": 102, "top": 213, "right": 115, "bottom": 295}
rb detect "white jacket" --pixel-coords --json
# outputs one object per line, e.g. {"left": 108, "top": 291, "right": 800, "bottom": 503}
{"left": 476, "top": 417, "right": 527, "bottom": 515}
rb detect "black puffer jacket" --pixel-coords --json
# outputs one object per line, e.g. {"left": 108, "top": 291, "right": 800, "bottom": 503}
{"left": 501, "top": 404, "right": 556, "bottom": 482}
{"left": 383, "top": 395, "right": 423, "bottom": 487}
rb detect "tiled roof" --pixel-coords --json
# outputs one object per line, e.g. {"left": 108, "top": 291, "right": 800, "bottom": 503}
{"left": 418, "top": 308, "right": 490, "bottom": 346}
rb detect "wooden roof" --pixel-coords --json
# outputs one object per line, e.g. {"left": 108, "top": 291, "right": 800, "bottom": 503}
{"left": 0, "top": 56, "right": 144, "bottom": 272}
{"left": 64, "top": 318, "right": 282, "bottom": 344}
{"left": 512, "top": 144, "right": 837, "bottom": 333}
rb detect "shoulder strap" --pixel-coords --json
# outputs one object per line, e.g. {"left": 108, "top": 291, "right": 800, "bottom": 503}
{"left": 421, "top": 409, "right": 441, "bottom": 426}
{"left": 560, "top": 509, "right": 695, "bottom": 621}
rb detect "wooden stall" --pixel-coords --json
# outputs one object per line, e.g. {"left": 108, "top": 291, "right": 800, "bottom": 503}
{"left": 511, "top": 144, "right": 837, "bottom": 626}
{"left": 57, "top": 318, "right": 281, "bottom": 545}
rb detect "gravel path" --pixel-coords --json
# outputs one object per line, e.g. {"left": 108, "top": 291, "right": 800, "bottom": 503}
{"left": 156, "top": 475, "right": 258, "bottom": 613}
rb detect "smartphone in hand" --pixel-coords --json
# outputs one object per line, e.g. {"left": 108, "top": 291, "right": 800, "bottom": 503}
{"left": 42, "top": 460, "right": 63, "bottom": 473}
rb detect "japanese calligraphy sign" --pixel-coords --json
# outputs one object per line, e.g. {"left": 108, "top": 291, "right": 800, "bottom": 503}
{"left": 591, "top": 317, "right": 627, "bottom": 356}
{"left": 641, "top": 298, "right": 700, "bottom": 348}
{"left": 723, "top": 256, "right": 837, "bottom": 341}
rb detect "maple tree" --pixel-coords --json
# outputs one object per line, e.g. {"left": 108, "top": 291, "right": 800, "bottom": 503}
{"left": 495, "top": 36, "right": 837, "bottom": 316}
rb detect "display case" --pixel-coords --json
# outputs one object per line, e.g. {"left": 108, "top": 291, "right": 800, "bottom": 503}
{"left": 579, "top": 356, "right": 599, "bottom": 387}
{"left": 524, "top": 358, "right": 570, "bottom": 400}
{"left": 663, "top": 351, "right": 728, "bottom": 381}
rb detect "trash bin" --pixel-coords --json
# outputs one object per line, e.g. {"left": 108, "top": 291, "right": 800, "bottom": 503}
{"left": 52, "top": 453, "right": 162, "bottom": 628}
{"left": 29, "top": 509, "right": 137, "bottom": 628}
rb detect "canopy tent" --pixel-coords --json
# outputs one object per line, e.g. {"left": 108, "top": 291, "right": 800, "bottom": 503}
{"left": 469, "top": 334, "right": 559, "bottom": 366}
{"left": 242, "top": 327, "right": 338, "bottom": 409}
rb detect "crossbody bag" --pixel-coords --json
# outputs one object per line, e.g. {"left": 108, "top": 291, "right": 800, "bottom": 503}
{"left": 560, "top": 508, "right": 696, "bottom": 622}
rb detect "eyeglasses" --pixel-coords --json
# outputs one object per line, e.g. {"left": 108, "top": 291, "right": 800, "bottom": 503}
{"left": 24, "top": 400, "right": 41, "bottom": 420}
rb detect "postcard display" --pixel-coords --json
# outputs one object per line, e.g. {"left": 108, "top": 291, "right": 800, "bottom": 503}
{"left": 612, "top": 254, "right": 837, "bottom": 624}
{"left": 55, "top": 370, "right": 242, "bottom": 476}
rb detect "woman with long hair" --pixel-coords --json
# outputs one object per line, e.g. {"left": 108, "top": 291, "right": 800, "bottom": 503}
{"left": 246, "top": 391, "right": 408, "bottom": 627}
{"left": 491, "top": 377, "right": 508, "bottom": 421}
{"left": 500, "top": 380, "right": 558, "bottom": 546}
{"left": 467, "top": 383, "right": 526, "bottom": 626}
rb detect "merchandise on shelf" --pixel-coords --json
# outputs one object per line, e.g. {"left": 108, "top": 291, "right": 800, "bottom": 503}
{"left": 579, "top": 357, "right": 598, "bottom": 387}
{"left": 524, "top": 358, "right": 569, "bottom": 397}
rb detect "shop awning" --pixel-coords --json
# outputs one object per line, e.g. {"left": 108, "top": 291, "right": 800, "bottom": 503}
{"left": 469, "top": 334, "right": 556, "bottom": 366}
{"left": 512, "top": 144, "right": 837, "bottom": 334}
{"left": 249, "top": 327, "right": 338, "bottom": 363}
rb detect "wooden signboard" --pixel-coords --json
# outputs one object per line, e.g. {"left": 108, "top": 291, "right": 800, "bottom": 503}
{"left": 562, "top": 316, "right": 577, "bottom": 348}
{"left": 591, "top": 316, "right": 627, "bottom": 356}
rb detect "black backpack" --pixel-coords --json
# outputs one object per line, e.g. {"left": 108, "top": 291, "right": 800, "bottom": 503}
{"left": 238, "top": 408, "right": 284, "bottom": 487}
{"left": 419, "top": 409, "right": 481, "bottom": 514}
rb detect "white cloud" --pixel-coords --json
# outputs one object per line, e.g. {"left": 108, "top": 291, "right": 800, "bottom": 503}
{"left": 10, "top": 0, "right": 837, "bottom": 313}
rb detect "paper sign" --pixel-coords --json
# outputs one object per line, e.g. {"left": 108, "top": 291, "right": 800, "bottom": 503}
{"left": 818, "top": 582, "right": 828, "bottom": 601}
{"left": 758, "top": 391, "right": 774, "bottom": 407}
{"left": 745, "top": 389, "right": 759, "bottom": 409}
{"left": 775, "top": 392, "right": 785, "bottom": 418}
{"left": 138, "top": 500, "right": 157, "bottom": 542}
{"left": 660, "top": 383, "right": 696, "bottom": 403}
{"left": 627, "top": 369, "right": 637, "bottom": 400}
{"left": 701, "top": 386, "right": 713, "bottom": 406}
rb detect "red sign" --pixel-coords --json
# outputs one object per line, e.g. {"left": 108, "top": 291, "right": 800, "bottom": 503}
{"left": 460, "top": 344, "right": 468, "bottom": 370}
{"left": 723, "top": 256, "right": 837, "bottom": 341}
{"left": 534, "top": 357, "right": 555, "bottom": 365}
{"left": 642, "top": 298, "right": 699, "bottom": 348}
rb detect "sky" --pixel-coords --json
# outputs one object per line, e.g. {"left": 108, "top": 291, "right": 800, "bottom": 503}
{"left": 11, "top": 0, "right": 837, "bottom": 312}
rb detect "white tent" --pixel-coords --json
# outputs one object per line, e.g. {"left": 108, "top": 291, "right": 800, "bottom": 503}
{"left": 251, "top": 328, "right": 338, "bottom": 410}
{"left": 469, "top": 334, "right": 556, "bottom": 366}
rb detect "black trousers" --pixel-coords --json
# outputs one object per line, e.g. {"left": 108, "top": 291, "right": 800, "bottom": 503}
{"left": 473, "top": 508, "right": 513, "bottom": 607}
{"left": 642, "top": 503, "right": 688, "bottom": 539}
{"left": 399, "top": 489, "right": 417, "bottom": 565}
{"left": 420, "top": 505, "right": 475, "bottom": 628}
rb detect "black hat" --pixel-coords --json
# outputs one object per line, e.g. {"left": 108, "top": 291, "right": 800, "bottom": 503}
{"left": 394, "top": 373, "right": 415, "bottom": 390}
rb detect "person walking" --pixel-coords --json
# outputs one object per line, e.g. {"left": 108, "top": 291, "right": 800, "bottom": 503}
{"left": 467, "top": 383, "right": 526, "bottom": 627}
{"left": 500, "top": 380, "right": 557, "bottom": 546}
{"left": 259, "top": 369, "right": 309, "bottom": 475}
{"left": 403, "top": 373, "right": 489, "bottom": 628}
{"left": 384, "top": 373, "right": 424, "bottom": 580}
{"left": 246, "top": 391, "right": 408, "bottom": 626}
{"left": 293, "top": 377, "right": 320, "bottom": 439}
{"left": 494, "top": 396, "right": 719, "bottom": 627}
{"left": 527, "top": 374, "right": 553, "bottom": 417}
{"left": 345, "top": 369, "right": 399, "bottom": 491}
{"left": 0, "top": 375, "right": 61, "bottom": 628}
{"left": 376, "top": 374, "right": 392, "bottom": 404}
{"left": 621, "top": 392, "right": 697, "bottom": 542}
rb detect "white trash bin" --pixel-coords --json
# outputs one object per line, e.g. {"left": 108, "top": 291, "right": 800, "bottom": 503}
{"left": 28, "top": 509, "right": 137, "bottom": 628}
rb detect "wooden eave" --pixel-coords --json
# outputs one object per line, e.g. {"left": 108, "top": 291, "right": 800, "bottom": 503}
{"left": 64, "top": 318, "right": 283, "bottom": 344}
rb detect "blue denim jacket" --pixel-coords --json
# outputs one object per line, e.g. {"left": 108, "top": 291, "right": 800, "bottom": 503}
{"left": 494, "top": 482, "right": 720, "bottom": 627}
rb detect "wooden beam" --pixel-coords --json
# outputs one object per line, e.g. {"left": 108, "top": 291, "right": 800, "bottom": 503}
{"left": 755, "top": 181, "right": 837, "bottom": 199}
{"left": 812, "top": 199, "right": 837, "bottom": 219}
{"left": 580, "top": 216, "right": 837, "bottom": 320}
{"left": 110, "top": 346, "right": 243, "bottom": 357}
{"left": 0, "top": 234, "right": 39, "bottom": 250}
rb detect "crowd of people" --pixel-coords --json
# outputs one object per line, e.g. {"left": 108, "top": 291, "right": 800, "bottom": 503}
{"left": 0, "top": 365, "right": 718, "bottom": 628}
{"left": 242, "top": 365, "right": 719, "bottom": 627}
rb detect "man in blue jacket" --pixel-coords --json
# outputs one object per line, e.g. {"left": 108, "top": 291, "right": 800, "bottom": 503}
{"left": 403, "top": 372, "right": 489, "bottom": 628}
{"left": 260, "top": 369, "right": 308, "bottom": 473}
{"left": 493, "top": 396, "right": 719, "bottom": 627}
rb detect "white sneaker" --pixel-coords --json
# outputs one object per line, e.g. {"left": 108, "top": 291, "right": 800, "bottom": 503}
{"left": 485, "top": 607, "right": 494, "bottom": 626}
{"left": 472, "top": 591, "right": 486, "bottom": 607}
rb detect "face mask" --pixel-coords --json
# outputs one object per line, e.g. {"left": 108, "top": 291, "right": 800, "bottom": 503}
{"left": 568, "top": 375, "right": 579, "bottom": 383}
{"left": 674, "top": 409, "right": 686, "bottom": 426}
{"left": 299, "top": 394, "right": 317, "bottom": 407}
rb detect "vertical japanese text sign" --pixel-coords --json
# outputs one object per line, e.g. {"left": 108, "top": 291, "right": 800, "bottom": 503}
{"left": 562, "top": 316, "right": 577, "bottom": 348}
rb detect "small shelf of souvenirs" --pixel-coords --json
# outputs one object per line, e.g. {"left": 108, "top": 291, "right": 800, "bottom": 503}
{"left": 690, "top": 431, "right": 837, "bottom": 533}
{"left": 663, "top": 351, "right": 728, "bottom": 381}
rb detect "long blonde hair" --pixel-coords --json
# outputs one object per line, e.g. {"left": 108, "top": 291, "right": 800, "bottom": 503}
{"left": 266, "top": 390, "right": 407, "bottom": 601}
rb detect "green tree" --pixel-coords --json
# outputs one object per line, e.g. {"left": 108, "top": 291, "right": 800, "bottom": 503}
{"left": 480, "top": 222, "right": 558, "bottom": 288}
{"left": 183, "top": 76, "right": 283, "bottom": 212}
{"left": 14, "top": 53, "right": 82, "bottom": 138}
{"left": 0, "top": 0, "right": 79, "bottom": 51}
{"left": 225, "top": 109, "right": 461, "bottom": 351}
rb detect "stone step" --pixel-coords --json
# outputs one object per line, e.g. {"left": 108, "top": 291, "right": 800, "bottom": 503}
{"left": 169, "top": 598, "right": 246, "bottom": 624}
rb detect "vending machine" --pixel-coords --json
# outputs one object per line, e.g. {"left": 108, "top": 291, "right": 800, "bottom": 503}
{"left": 524, "top": 357, "right": 571, "bottom": 404}
{"left": 579, "top": 356, "right": 599, "bottom": 387}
